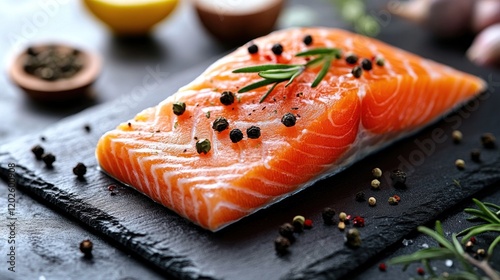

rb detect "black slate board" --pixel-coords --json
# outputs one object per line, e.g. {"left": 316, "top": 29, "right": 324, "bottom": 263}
{"left": 2, "top": 36, "right": 500, "bottom": 279}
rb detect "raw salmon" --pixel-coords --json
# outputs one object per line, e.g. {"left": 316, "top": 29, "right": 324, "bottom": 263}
{"left": 96, "top": 28, "right": 486, "bottom": 231}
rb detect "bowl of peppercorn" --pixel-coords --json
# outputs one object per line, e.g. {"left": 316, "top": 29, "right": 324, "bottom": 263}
{"left": 9, "top": 43, "right": 101, "bottom": 103}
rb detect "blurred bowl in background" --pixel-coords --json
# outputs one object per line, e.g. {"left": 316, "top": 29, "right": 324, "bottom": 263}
{"left": 194, "top": 0, "right": 285, "bottom": 44}
{"left": 82, "top": 0, "right": 179, "bottom": 36}
{"left": 9, "top": 44, "right": 101, "bottom": 103}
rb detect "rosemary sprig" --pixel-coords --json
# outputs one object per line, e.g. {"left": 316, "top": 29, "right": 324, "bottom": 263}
{"left": 389, "top": 200, "right": 500, "bottom": 280}
{"left": 233, "top": 48, "right": 341, "bottom": 103}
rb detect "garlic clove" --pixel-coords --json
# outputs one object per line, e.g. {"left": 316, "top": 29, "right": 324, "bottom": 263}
{"left": 467, "top": 23, "right": 500, "bottom": 66}
{"left": 472, "top": 0, "right": 500, "bottom": 33}
{"left": 389, "top": 0, "right": 474, "bottom": 37}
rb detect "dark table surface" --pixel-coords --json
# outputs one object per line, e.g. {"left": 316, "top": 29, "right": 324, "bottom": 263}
{"left": 1, "top": 1, "right": 499, "bottom": 279}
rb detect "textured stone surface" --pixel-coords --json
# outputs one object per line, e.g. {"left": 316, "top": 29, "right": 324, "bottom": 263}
{"left": 1, "top": 1, "right": 500, "bottom": 279}
{"left": 1, "top": 40, "right": 499, "bottom": 280}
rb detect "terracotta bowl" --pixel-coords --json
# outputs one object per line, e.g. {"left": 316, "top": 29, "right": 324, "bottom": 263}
{"left": 9, "top": 44, "right": 101, "bottom": 103}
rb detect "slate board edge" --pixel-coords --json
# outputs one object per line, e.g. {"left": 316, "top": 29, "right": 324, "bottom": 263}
{"left": 0, "top": 155, "right": 216, "bottom": 280}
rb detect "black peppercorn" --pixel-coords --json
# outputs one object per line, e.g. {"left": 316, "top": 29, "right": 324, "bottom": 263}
{"left": 279, "top": 223, "right": 295, "bottom": 241}
{"left": 27, "top": 47, "right": 37, "bottom": 56}
{"left": 246, "top": 126, "right": 261, "bottom": 139}
{"left": 345, "top": 53, "right": 358, "bottom": 65}
{"left": 84, "top": 124, "right": 91, "bottom": 133}
{"left": 196, "top": 139, "right": 211, "bottom": 154}
{"left": 274, "top": 236, "right": 290, "bottom": 254}
{"left": 355, "top": 191, "right": 366, "bottom": 202}
{"left": 481, "top": 133, "right": 496, "bottom": 149}
{"left": 271, "top": 43, "right": 283, "bottom": 55}
{"left": 220, "top": 91, "right": 235, "bottom": 106}
{"left": 292, "top": 215, "right": 305, "bottom": 232}
{"left": 80, "top": 239, "right": 93, "bottom": 258}
{"left": 470, "top": 149, "right": 481, "bottom": 163}
{"left": 322, "top": 207, "right": 336, "bottom": 225}
{"left": 247, "top": 43, "right": 259, "bottom": 54}
{"left": 281, "top": 113, "right": 297, "bottom": 127}
{"left": 42, "top": 153, "right": 56, "bottom": 167}
{"left": 212, "top": 117, "right": 229, "bottom": 132}
{"left": 352, "top": 66, "right": 363, "bottom": 78}
{"left": 390, "top": 169, "right": 407, "bottom": 188}
{"left": 73, "top": 162, "right": 87, "bottom": 177}
{"left": 31, "top": 145, "right": 45, "bottom": 160}
{"left": 361, "top": 58, "right": 372, "bottom": 71}
{"left": 229, "top": 129, "right": 244, "bottom": 143}
{"left": 24, "top": 45, "right": 83, "bottom": 81}
{"left": 172, "top": 102, "right": 186, "bottom": 116}
{"left": 303, "top": 35, "right": 313, "bottom": 45}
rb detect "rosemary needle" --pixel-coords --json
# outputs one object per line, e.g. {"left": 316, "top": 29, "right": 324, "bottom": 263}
{"left": 233, "top": 47, "right": 342, "bottom": 103}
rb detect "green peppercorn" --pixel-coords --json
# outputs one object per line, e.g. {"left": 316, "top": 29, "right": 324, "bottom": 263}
{"left": 303, "top": 35, "right": 313, "bottom": 45}
{"left": 246, "top": 126, "right": 261, "bottom": 139}
{"left": 31, "top": 145, "right": 45, "bottom": 160}
{"left": 352, "top": 66, "right": 363, "bottom": 78}
{"left": 375, "top": 56, "right": 385, "bottom": 66}
{"left": 271, "top": 43, "right": 283, "bottom": 55}
{"left": 345, "top": 53, "right": 358, "bottom": 64}
{"left": 281, "top": 113, "right": 297, "bottom": 127}
{"left": 220, "top": 91, "right": 235, "bottom": 106}
{"left": 229, "top": 129, "right": 243, "bottom": 143}
{"left": 361, "top": 58, "right": 372, "bottom": 71}
{"left": 346, "top": 228, "right": 362, "bottom": 248}
{"left": 172, "top": 102, "right": 186, "bottom": 116}
{"left": 212, "top": 117, "right": 229, "bottom": 132}
{"left": 388, "top": 196, "right": 398, "bottom": 205}
{"left": 195, "top": 139, "right": 211, "bottom": 154}
{"left": 247, "top": 43, "right": 258, "bottom": 54}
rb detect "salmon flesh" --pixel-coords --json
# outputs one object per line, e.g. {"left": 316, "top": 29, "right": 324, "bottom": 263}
{"left": 96, "top": 28, "right": 486, "bottom": 231}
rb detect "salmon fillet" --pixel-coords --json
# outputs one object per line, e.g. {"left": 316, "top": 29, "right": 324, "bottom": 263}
{"left": 96, "top": 28, "right": 486, "bottom": 231}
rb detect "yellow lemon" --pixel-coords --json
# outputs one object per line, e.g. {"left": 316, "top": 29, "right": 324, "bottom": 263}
{"left": 83, "top": 0, "right": 179, "bottom": 35}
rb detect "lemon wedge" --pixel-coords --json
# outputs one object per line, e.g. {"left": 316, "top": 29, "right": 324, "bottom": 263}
{"left": 83, "top": 0, "right": 179, "bottom": 35}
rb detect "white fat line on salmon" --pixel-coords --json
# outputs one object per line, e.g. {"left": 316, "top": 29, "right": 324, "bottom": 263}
{"left": 116, "top": 139, "right": 191, "bottom": 153}
{"left": 420, "top": 59, "right": 442, "bottom": 79}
